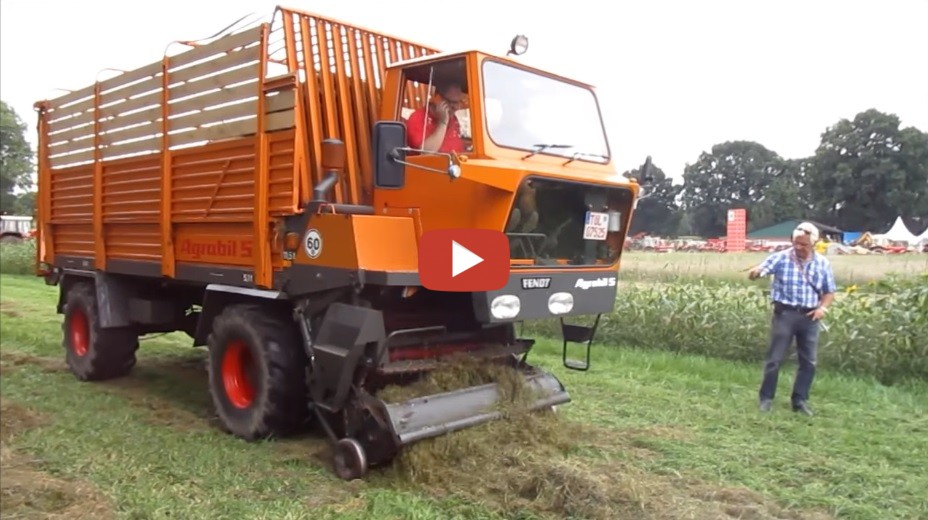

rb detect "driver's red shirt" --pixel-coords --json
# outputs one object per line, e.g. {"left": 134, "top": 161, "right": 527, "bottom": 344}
{"left": 405, "top": 108, "right": 464, "bottom": 153}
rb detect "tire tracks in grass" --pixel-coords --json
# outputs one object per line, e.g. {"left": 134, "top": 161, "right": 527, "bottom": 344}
{"left": 1, "top": 396, "right": 118, "bottom": 519}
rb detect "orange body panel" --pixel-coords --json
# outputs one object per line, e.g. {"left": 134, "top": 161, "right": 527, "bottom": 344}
{"left": 374, "top": 156, "right": 515, "bottom": 234}
{"left": 292, "top": 213, "right": 418, "bottom": 273}
{"left": 353, "top": 216, "right": 419, "bottom": 272}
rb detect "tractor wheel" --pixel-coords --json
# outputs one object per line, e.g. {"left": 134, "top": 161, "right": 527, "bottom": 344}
{"left": 206, "top": 304, "right": 309, "bottom": 441}
{"left": 62, "top": 282, "right": 139, "bottom": 381}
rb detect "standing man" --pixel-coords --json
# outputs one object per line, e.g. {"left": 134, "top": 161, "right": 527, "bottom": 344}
{"left": 748, "top": 222, "right": 837, "bottom": 416}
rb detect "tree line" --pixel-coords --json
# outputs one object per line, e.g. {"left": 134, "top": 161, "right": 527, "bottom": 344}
{"left": 3, "top": 101, "right": 927, "bottom": 237}
{"left": 0, "top": 101, "right": 34, "bottom": 215}
{"left": 622, "top": 108, "right": 928, "bottom": 237}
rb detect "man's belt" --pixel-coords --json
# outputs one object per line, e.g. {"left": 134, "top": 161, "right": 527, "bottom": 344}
{"left": 773, "top": 302, "right": 816, "bottom": 314}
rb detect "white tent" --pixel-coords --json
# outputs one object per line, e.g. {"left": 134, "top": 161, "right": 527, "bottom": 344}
{"left": 916, "top": 226, "right": 928, "bottom": 246}
{"left": 872, "top": 216, "right": 920, "bottom": 246}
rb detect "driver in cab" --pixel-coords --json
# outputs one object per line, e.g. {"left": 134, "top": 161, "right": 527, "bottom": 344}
{"left": 405, "top": 82, "right": 466, "bottom": 153}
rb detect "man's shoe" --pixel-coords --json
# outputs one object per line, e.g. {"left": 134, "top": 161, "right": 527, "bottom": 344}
{"left": 793, "top": 402, "right": 814, "bottom": 417}
{"left": 759, "top": 399, "right": 773, "bottom": 412}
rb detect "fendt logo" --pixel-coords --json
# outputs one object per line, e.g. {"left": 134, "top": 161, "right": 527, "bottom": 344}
{"left": 521, "top": 277, "right": 551, "bottom": 290}
{"left": 574, "top": 277, "right": 617, "bottom": 290}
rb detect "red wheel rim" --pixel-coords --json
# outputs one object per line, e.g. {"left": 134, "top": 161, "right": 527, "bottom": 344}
{"left": 221, "top": 340, "right": 255, "bottom": 408}
{"left": 70, "top": 307, "right": 90, "bottom": 357}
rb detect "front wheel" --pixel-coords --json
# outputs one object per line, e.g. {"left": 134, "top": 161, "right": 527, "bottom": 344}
{"left": 206, "top": 304, "right": 309, "bottom": 441}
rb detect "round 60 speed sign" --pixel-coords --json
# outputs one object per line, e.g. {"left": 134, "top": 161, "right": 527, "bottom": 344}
{"left": 304, "top": 229, "right": 323, "bottom": 259}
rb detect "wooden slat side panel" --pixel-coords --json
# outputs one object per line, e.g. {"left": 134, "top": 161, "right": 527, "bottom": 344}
{"left": 48, "top": 123, "right": 99, "bottom": 148}
{"left": 100, "top": 105, "right": 162, "bottom": 136}
{"left": 46, "top": 85, "right": 96, "bottom": 113}
{"left": 265, "top": 109, "right": 294, "bottom": 131}
{"left": 169, "top": 67, "right": 258, "bottom": 102}
{"left": 170, "top": 45, "right": 261, "bottom": 84}
{"left": 97, "top": 60, "right": 164, "bottom": 97}
{"left": 102, "top": 157, "right": 162, "bottom": 220}
{"left": 101, "top": 136, "right": 162, "bottom": 159}
{"left": 169, "top": 82, "right": 256, "bottom": 116}
{"left": 168, "top": 27, "right": 263, "bottom": 70}
{"left": 104, "top": 223, "right": 162, "bottom": 261}
{"left": 48, "top": 107, "right": 96, "bottom": 133}
{"left": 49, "top": 149, "right": 96, "bottom": 169}
{"left": 49, "top": 166, "right": 94, "bottom": 220}
{"left": 169, "top": 119, "right": 257, "bottom": 148}
{"left": 52, "top": 223, "right": 95, "bottom": 256}
{"left": 170, "top": 99, "right": 258, "bottom": 130}
{"left": 171, "top": 137, "right": 256, "bottom": 221}
{"left": 267, "top": 129, "right": 296, "bottom": 214}
{"left": 99, "top": 73, "right": 163, "bottom": 108}
{"left": 266, "top": 89, "right": 295, "bottom": 112}
{"left": 167, "top": 39, "right": 261, "bottom": 148}
{"left": 99, "top": 89, "right": 162, "bottom": 119}
{"left": 48, "top": 138, "right": 96, "bottom": 156}
{"left": 42, "top": 28, "right": 266, "bottom": 172}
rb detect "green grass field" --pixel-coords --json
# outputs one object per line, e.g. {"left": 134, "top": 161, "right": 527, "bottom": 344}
{"left": 2, "top": 273, "right": 926, "bottom": 519}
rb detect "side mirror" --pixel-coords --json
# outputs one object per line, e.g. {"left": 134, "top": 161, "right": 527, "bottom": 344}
{"left": 322, "top": 138, "right": 346, "bottom": 172}
{"left": 373, "top": 121, "right": 406, "bottom": 189}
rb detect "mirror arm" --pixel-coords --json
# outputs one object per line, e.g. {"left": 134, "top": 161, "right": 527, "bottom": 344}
{"left": 389, "top": 147, "right": 461, "bottom": 179}
{"left": 313, "top": 171, "right": 339, "bottom": 202}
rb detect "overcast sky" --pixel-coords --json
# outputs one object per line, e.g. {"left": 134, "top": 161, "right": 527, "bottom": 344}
{"left": 2, "top": 0, "right": 926, "bottom": 182}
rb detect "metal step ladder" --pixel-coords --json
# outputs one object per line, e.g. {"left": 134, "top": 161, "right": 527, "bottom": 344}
{"left": 560, "top": 314, "right": 601, "bottom": 371}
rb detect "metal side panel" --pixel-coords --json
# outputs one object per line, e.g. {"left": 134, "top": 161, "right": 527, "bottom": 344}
{"left": 382, "top": 371, "right": 570, "bottom": 445}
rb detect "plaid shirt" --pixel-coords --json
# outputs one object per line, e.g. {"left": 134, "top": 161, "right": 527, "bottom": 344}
{"left": 757, "top": 248, "right": 837, "bottom": 309}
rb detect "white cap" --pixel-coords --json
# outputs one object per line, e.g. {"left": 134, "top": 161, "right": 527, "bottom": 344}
{"left": 792, "top": 221, "right": 820, "bottom": 243}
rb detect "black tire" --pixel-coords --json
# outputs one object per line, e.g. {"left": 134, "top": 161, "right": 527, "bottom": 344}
{"left": 206, "top": 304, "right": 309, "bottom": 441}
{"left": 62, "top": 282, "right": 139, "bottom": 381}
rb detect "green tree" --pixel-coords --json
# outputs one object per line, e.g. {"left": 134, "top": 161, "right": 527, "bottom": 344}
{"left": 622, "top": 162, "right": 682, "bottom": 236}
{"left": 807, "top": 108, "right": 928, "bottom": 232}
{"left": 679, "top": 141, "right": 791, "bottom": 237}
{"left": 0, "top": 100, "right": 35, "bottom": 214}
{"left": 11, "top": 191, "right": 35, "bottom": 215}
{"left": 748, "top": 158, "right": 812, "bottom": 229}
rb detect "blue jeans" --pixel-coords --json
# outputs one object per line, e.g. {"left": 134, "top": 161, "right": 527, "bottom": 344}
{"left": 758, "top": 308, "right": 820, "bottom": 406}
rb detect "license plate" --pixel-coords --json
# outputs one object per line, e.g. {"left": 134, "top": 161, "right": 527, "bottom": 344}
{"left": 583, "top": 211, "right": 609, "bottom": 241}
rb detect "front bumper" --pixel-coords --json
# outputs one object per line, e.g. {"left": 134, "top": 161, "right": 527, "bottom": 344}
{"left": 472, "top": 270, "right": 618, "bottom": 323}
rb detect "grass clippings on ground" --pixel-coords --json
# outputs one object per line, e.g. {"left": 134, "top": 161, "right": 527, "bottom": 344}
{"left": 1, "top": 397, "right": 117, "bottom": 520}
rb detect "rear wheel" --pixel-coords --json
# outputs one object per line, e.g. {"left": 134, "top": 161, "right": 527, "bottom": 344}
{"left": 62, "top": 282, "right": 139, "bottom": 381}
{"left": 206, "top": 304, "right": 309, "bottom": 441}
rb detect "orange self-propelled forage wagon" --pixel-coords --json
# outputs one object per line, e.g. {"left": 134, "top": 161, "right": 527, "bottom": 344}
{"left": 33, "top": 5, "right": 643, "bottom": 479}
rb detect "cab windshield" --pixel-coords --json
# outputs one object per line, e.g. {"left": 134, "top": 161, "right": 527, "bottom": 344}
{"left": 482, "top": 60, "right": 610, "bottom": 163}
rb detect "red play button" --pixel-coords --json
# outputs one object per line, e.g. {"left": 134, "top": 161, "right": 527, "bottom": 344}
{"left": 418, "top": 229, "right": 509, "bottom": 292}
